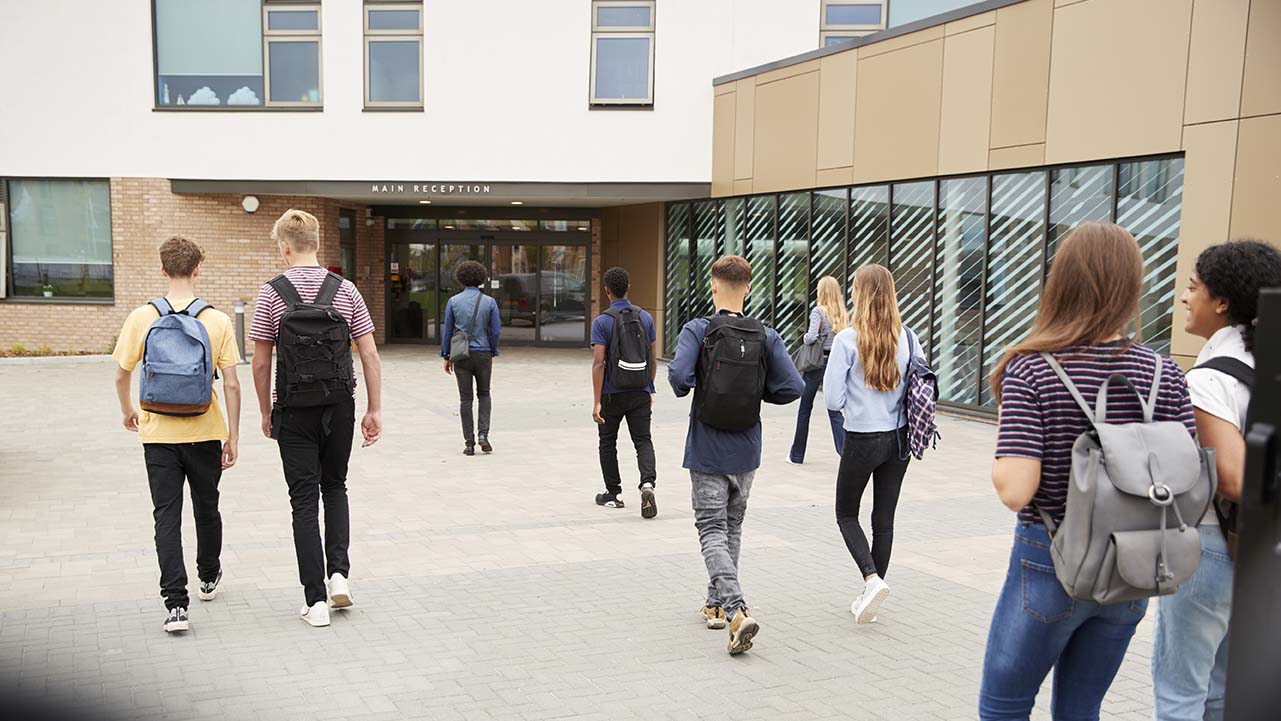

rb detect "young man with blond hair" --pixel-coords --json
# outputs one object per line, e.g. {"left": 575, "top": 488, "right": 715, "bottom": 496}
{"left": 113, "top": 236, "right": 242, "bottom": 634}
{"left": 249, "top": 209, "right": 383, "bottom": 628}
{"left": 668, "top": 255, "right": 803, "bottom": 655}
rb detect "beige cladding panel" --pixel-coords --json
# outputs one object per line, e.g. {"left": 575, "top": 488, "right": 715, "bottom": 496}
{"left": 988, "top": 142, "right": 1045, "bottom": 170}
{"left": 989, "top": 0, "right": 1053, "bottom": 149}
{"left": 1230, "top": 114, "right": 1281, "bottom": 241}
{"left": 751, "top": 71, "right": 821, "bottom": 193}
{"left": 1183, "top": 0, "right": 1250, "bottom": 125}
{"left": 858, "top": 24, "right": 943, "bottom": 59}
{"left": 1241, "top": 0, "right": 1281, "bottom": 118}
{"left": 945, "top": 10, "right": 995, "bottom": 36}
{"left": 1044, "top": 0, "right": 1193, "bottom": 165}
{"left": 938, "top": 25, "right": 996, "bottom": 176}
{"left": 852, "top": 40, "right": 945, "bottom": 184}
{"left": 712, "top": 92, "right": 736, "bottom": 197}
{"left": 816, "top": 51, "right": 858, "bottom": 171}
{"left": 1172, "top": 120, "right": 1239, "bottom": 357}
{"left": 733, "top": 79, "right": 756, "bottom": 181}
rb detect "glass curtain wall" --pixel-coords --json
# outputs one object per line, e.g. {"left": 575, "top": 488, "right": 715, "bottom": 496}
{"left": 662, "top": 154, "right": 1185, "bottom": 411}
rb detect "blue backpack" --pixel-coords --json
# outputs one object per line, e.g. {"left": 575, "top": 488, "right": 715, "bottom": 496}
{"left": 139, "top": 298, "right": 215, "bottom": 417}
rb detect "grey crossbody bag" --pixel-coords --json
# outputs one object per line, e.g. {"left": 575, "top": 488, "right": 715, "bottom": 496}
{"left": 448, "top": 291, "right": 485, "bottom": 363}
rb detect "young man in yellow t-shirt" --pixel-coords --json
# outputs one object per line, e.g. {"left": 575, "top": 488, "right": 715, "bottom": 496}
{"left": 112, "top": 236, "right": 242, "bottom": 634}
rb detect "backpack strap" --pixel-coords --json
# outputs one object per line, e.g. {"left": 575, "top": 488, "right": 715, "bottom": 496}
{"left": 269, "top": 274, "right": 304, "bottom": 310}
{"left": 182, "top": 299, "right": 213, "bottom": 317}
{"left": 149, "top": 297, "right": 175, "bottom": 316}
{"left": 466, "top": 289, "right": 485, "bottom": 333}
{"left": 1043, "top": 351, "right": 1160, "bottom": 424}
{"left": 1193, "top": 356, "right": 1255, "bottom": 388}
{"left": 314, "top": 272, "right": 344, "bottom": 307}
{"left": 1041, "top": 352, "right": 1097, "bottom": 422}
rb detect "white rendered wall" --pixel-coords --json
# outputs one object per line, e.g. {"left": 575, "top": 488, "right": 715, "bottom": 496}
{"left": 0, "top": 0, "right": 818, "bottom": 184}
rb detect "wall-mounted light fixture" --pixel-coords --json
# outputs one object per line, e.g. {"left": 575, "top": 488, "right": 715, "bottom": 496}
{"left": 242, "top": 195, "right": 260, "bottom": 214}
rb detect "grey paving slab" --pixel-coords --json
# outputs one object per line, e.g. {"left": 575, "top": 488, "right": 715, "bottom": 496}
{"left": 0, "top": 347, "right": 1159, "bottom": 719}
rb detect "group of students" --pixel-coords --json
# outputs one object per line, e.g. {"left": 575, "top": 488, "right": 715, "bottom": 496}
{"left": 113, "top": 207, "right": 1277, "bottom": 719}
{"left": 113, "top": 209, "right": 382, "bottom": 632}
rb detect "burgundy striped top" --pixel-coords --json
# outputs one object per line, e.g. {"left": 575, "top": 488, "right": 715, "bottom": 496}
{"left": 994, "top": 342, "right": 1196, "bottom": 525}
{"left": 248, "top": 266, "right": 376, "bottom": 343}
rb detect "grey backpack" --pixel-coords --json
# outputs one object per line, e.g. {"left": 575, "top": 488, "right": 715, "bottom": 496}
{"left": 1037, "top": 352, "right": 1217, "bottom": 604}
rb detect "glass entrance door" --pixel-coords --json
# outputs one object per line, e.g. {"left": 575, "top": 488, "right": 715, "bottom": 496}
{"left": 539, "top": 245, "right": 589, "bottom": 341}
{"left": 388, "top": 242, "right": 436, "bottom": 341}
{"left": 491, "top": 244, "right": 539, "bottom": 342}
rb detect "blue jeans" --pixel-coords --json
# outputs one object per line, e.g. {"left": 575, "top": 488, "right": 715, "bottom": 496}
{"left": 1151, "top": 526, "right": 1233, "bottom": 721}
{"left": 979, "top": 523, "right": 1147, "bottom": 721}
{"left": 788, "top": 366, "right": 844, "bottom": 463}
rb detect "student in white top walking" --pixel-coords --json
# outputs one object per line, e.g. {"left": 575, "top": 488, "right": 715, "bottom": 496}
{"left": 1152, "top": 239, "right": 1281, "bottom": 721}
{"left": 824, "top": 264, "right": 926, "bottom": 624}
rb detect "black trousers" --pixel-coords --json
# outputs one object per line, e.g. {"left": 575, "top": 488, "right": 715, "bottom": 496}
{"left": 454, "top": 351, "right": 493, "bottom": 445}
{"left": 275, "top": 398, "right": 355, "bottom": 606}
{"left": 143, "top": 441, "right": 223, "bottom": 610}
{"left": 835, "top": 427, "right": 910, "bottom": 579}
{"left": 598, "top": 390, "right": 656, "bottom": 496}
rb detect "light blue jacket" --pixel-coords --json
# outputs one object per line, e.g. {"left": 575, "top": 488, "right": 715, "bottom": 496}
{"left": 823, "top": 326, "right": 925, "bottom": 433}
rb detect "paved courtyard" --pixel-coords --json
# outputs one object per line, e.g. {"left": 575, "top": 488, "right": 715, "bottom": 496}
{"left": 0, "top": 347, "right": 1157, "bottom": 720}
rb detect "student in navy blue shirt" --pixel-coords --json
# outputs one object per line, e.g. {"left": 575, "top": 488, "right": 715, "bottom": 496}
{"left": 668, "top": 255, "right": 804, "bottom": 655}
{"left": 590, "top": 267, "right": 659, "bottom": 517}
{"left": 441, "top": 260, "right": 502, "bottom": 456}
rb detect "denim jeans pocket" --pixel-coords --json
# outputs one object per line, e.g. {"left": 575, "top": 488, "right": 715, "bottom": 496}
{"left": 1021, "top": 559, "right": 1074, "bottom": 623}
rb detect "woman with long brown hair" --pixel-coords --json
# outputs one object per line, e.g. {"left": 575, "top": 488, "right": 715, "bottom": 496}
{"left": 979, "top": 223, "right": 1196, "bottom": 720}
{"left": 787, "top": 275, "right": 849, "bottom": 464}
{"left": 823, "top": 264, "right": 925, "bottom": 624}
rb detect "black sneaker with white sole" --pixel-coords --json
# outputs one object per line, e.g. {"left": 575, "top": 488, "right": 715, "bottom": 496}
{"left": 163, "top": 607, "right": 190, "bottom": 633}
{"left": 197, "top": 570, "right": 222, "bottom": 601}
{"left": 640, "top": 484, "right": 658, "bottom": 519}
{"left": 595, "top": 492, "right": 625, "bottom": 509}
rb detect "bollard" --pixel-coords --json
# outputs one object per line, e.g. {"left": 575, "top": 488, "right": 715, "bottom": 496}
{"left": 234, "top": 300, "right": 249, "bottom": 364}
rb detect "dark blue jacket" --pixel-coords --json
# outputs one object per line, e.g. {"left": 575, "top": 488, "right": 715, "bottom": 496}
{"left": 667, "top": 313, "right": 804, "bottom": 474}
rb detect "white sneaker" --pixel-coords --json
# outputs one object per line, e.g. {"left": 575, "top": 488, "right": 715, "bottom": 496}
{"left": 852, "top": 576, "right": 890, "bottom": 625}
{"left": 300, "top": 601, "right": 331, "bottom": 627}
{"left": 785, "top": 456, "right": 801, "bottom": 465}
{"left": 328, "top": 573, "right": 353, "bottom": 609}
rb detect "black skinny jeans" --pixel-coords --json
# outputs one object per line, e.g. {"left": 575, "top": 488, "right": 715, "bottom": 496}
{"left": 144, "top": 441, "right": 223, "bottom": 610}
{"left": 454, "top": 351, "right": 493, "bottom": 445}
{"left": 275, "top": 398, "right": 355, "bottom": 606}
{"left": 597, "top": 390, "right": 656, "bottom": 496}
{"left": 835, "top": 427, "right": 910, "bottom": 579}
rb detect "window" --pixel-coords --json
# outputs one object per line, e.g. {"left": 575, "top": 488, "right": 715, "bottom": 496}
{"left": 820, "top": 0, "right": 887, "bottom": 47}
{"left": 590, "top": 1, "right": 655, "bottom": 106}
{"left": 365, "top": 2, "right": 424, "bottom": 108}
{"left": 153, "top": 0, "right": 321, "bottom": 108}
{"left": 264, "top": 3, "right": 322, "bottom": 106}
{"left": 4, "top": 179, "right": 113, "bottom": 300}
{"left": 662, "top": 155, "right": 1186, "bottom": 411}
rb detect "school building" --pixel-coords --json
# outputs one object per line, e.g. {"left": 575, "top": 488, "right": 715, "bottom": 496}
{"left": 1, "top": 0, "right": 1278, "bottom": 412}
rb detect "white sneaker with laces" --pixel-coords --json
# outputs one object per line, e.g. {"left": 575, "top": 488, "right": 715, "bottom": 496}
{"left": 301, "top": 601, "right": 331, "bottom": 627}
{"left": 328, "top": 573, "right": 353, "bottom": 609}
{"left": 852, "top": 576, "right": 890, "bottom": 625}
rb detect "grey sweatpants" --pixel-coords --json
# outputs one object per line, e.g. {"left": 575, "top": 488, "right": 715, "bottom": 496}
{"left": 690, "top": 469, "right": 755, "bottom": 616}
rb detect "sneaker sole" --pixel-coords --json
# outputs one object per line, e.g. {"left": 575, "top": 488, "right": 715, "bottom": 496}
{"left": 329, "top": 593, "right": 353, "bottom": 609}
{"left": 855, "top": 587, "right": 890, "bottom": 625}
{"left": 705, "top": 617, "right": 727, "bottom": 630}
{"left": 301, "top": 614, "right": 331, "bottom": 628}
{"left": 197, "top": 588, "right": 218, "bottom": 602}
{"left": 727, "top": 619, "right": 759, "bottom": 655}
{"left": 641, "top": 489, "right": 657, "bottom": 519}
{"left": 164, "top": 620, "right": 190, "bottom": 633}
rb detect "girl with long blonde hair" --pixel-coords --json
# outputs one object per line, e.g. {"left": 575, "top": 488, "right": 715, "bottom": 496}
{"left": 787, "top": 276, "right": 849, "bottom": 464}
{"left": 822, "top": 264, "right": 925, "bottom": 624}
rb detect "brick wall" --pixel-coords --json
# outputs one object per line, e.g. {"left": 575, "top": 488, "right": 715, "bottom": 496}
{"left": 0, "top": 178, "right": 385, "bottom": 353}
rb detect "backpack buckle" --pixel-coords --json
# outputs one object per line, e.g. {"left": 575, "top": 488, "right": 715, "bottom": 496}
{"left": 1147, "top": 484, "right": 1174, "bottom": 506}
{"left": 297, "top": 335, "right": 312, "bottom": 345}
{"left": 300, "top": 374, "right": 315, "bottom": 383}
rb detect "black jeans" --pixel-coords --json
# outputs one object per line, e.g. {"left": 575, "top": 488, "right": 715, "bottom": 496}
{"left": 143, "top": 441, "right": 223, "bottom": 610}
{"left": 789, "top": 362, "right": 845, "bottom": 463}
{"left": 598, "top": 391, "right": 656, "bottom": 496}
{"left": 835, "top": 427, "right": 910, "bottom": 579}
{"left": 454, "top": 351, "right": 493, "bottom": 445}
{"left": 275, "top": 398, "right": 355, "bottom": 606}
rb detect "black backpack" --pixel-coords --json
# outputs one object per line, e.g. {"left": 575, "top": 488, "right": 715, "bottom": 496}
{"left": 693, "top": 314, "right": 768, "bottom": 432}
{"left": 1192, "top": 356, "right": 1255, "bottom": 559}
{"left": 270, "top": 272, "right": 355, "bottom": 408}
{"left": 605, "top": 306, "right": 653, "bottom": 390}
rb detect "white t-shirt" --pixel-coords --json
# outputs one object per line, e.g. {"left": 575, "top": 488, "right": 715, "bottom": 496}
{"left": 1186, "top": 324, "right": 1253, "bottom": 525}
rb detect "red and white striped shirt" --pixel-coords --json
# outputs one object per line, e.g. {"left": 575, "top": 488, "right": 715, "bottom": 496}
{"left": 248, "top": 266, "right": 376, "bottom": 344}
